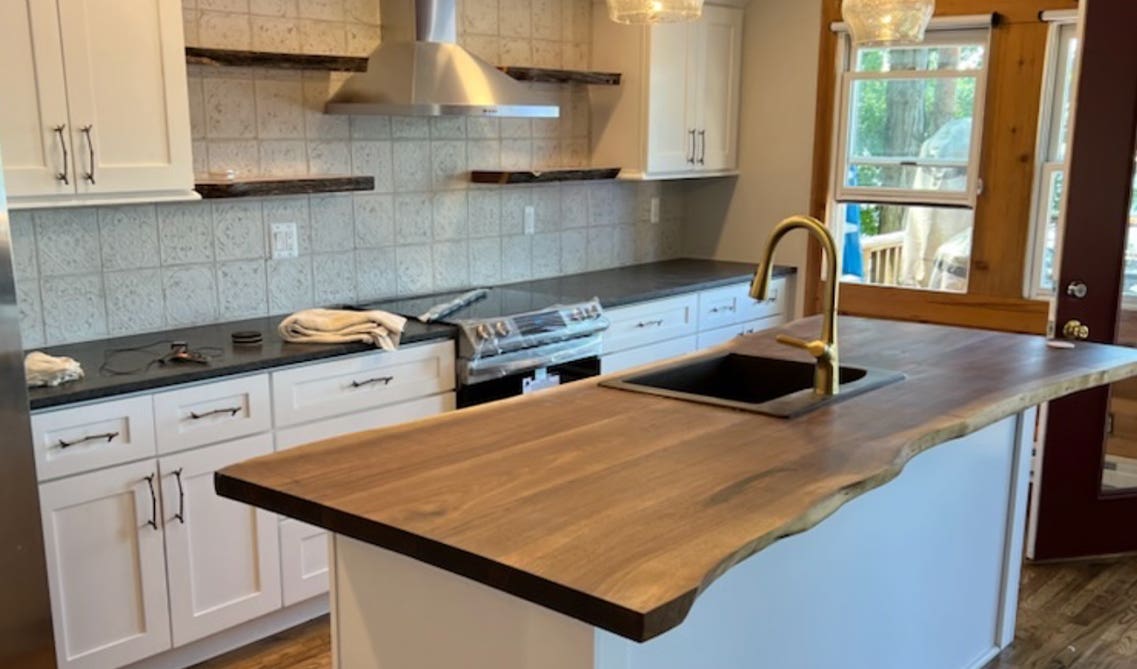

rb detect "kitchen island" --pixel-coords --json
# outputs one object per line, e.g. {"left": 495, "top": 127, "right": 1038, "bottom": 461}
{"left": 216, "top": 317, "right": 1137, "bottom": 669}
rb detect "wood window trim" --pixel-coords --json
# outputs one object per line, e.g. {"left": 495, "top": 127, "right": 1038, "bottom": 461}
{"left": 806, "top": 0, "right": 1076, "bottom": 335}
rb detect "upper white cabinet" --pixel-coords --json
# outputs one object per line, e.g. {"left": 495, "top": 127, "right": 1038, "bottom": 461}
{"left": 0, "top": 0, "right": 195, "bottom": 209}
{"left": 591, "top": 2, "right": 744, "bottom": 179}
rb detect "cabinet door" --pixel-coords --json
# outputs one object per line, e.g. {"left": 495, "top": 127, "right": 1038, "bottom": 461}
{"left": 159, "top": 434, "right": 282, "bottom": 646}
{"left": 646, "top": 22, "right": 700, "bottom": 174}
{"left": 39, "top": 461, "right": 172, "bottom": 669}
{"left": 56, "top": 0, "right": 193, "bottom": 196}
{"left": 0, "top": 1, "right": 74, "bottom": 198}
{"left": 695, "top": 4, "right": 743, "bottom": 172}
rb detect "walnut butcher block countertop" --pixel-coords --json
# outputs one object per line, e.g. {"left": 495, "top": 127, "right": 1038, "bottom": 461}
{"left": 215, "top": 317, "right": 1137, "bottom": 642}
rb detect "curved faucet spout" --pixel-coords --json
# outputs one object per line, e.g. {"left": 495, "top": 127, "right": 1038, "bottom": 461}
{"left": 749, "top": 215, "right": 840, "bottom": 396}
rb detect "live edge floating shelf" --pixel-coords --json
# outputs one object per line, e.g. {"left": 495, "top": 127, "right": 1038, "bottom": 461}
{"left": 498, "top": 67, "right": 621, "bottom": 86}
{"left": 470, "top": 168, "right": 621, "bottom": 185}
{"left": 195, "top": 175, "right": 374, "bottom": 199}
{"left": 185, "top": 47, "right": 368, "bottom": 72}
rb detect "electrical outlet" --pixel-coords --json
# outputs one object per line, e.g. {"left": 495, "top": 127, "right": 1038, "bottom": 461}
{"left": 523, "top": 205, "right": 536, "bottom": 235}
{"left": 270, "top": 223, "right": 299, "bottom": 259}
{"left": 650, "top": 197, "right": 661, "bottom": 224}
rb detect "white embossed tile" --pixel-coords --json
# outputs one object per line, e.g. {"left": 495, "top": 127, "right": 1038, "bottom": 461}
{"left": 267, "top": 257, "right": 314, "bottom": 313}
{"left": 532, "top": 0, "right": 562, "bottom": 41}
{"left": 300, "top": 19, "right": 346, "bottom": 54}
{"left": 207, "top": 140, "right": 261, "bottom": 176}
{"left": 350, "top": 141, "right": 393, "bottom": 192}
{"left": 432, "top": 241, "right": 469, "bottom": 290}
{"left": 345, "top": 0, "right": 380, "bottom": 24}
{"left": 158, "top": 203, "right": 215, "bottom": 265}
{"left": 252, "top": 16, "right": 301, "bottom": 52}
{"left": 41, "top": 274, "right": 107, "bottom": 344}
{"left": 203, "top": 77, "right": 257, "bottom": 139}
{"left": 346, "top": 24, "right": 381, "bottom": 56}
{"left": 501, "top": 235, "right": 532, "bottom": 282}
{"left": 560, "top": 184, "right": 589, "bottom": 229}
{"left": 560, "top": 228, "right": 587, "bottom": 274}
{"left": 15, "top": 279, "right": 44, "bottom": 349}
{"left": 299, "top": 0, "right": 344, "bottom": 21}
{"left": 353, "top": 193, "right": 394, "bottom": 248}
{"left": 105, "top": 269, "right": 166, "bottom": 335}
{"left": 250, "top": 0, "right": 298, "bottom": 17}
{"left": 499, "top": 0, "right": 531, "bottom": 38}
{"left": 99, "top": 206, "right": 160, "bottom": 271}
{"left": 304, "top": 78, "right": 350, "bottom": 139}
{"left": 432, "top": 191, "right": 468, "bottom": 241}
{"left": 430, "top": 117, "right": 466, "bottom": 140}
{"left": 467, "top": 190, "right": 502, "bottom": 238}
{"left": 635, "top": 222, "right": 663, "bottom": 263}
{"left": 500, "top": 187, "right": 531, "bottom": 236}
{"left": 461, "top": 0, "right": 498, "bottom": 35}
{"left": 587, "top": 226, "right": 617, "bottom": 270}
{"left": 467, "top": 140, "right": 502, "bottom": 171}
{"left": 468, "top": 238, "right": 502, "bottom": 286}
{"left": 308, "top": 141, "right": 352, "bottom": 175}
{"left": 350, "top": 116, "right": 391, "bottom": 140}
{"left": 218, "top": 260, "right": 269, "bottom": 319}
{"left": 391, "top": 117, "right": 430, "bottom": 140}
{"left": 615, "top": 224, "right": 635, "bottom": 265}
{"left": 354, "top": 247, "right": 396, "bottom": 301}
{"left": 392, "top": 141, "right": 432, "bottom": 191}
{"left": 310, "top": 195, "right": 355, "bottom": 252}
{"left": 163, "top": 265, "right": 218, "bottom": 326}
{"left": 8, "top": 211, "right": 38, "bottom": 280}
{"left": 198, "top": 11, "right": 253, "bottom": 50}
{"left": 395, "top": 193, "right": 432, "bottom": 244}
{"left": 313, "top": 252, "right": 357, "bottom": 304}
{"left": 33, "top": 209, "right": 101, "bottom": 277}
{"left": 431, "top": 140, "right": 468, "bottom": 190}
{"left": 214, "top": 200, "right": 266, "bottom": 260}
{"left": 187, "top": 76, "right": 206, "bottom": 139}
{"left": 532, "top": 232, "right": 561, "bottom": 278}
{"left": 395, "top": 244, "right": 433, "bottom": 295}
{"left": 532, "top": 185, "right": 560, "bottom": 233}
{"left": 260, "top": 140, "right": 308, "bottom": 176}
{"left": 255, "top": 79, "right": 305, "bottom": 137}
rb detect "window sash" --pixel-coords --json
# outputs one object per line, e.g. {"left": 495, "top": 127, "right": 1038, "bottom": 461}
{"left": 833, "top": 30, "right": 992, "bottom": 209}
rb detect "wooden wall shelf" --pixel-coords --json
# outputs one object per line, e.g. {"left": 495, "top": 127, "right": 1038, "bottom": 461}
{"left": 470, "top": 168, "right": 621, "bottom": 185}
{"left": 499, "top": 67, "right": 621, "bottom": 85}
{"left": 195, "top": 175, "right": 374, "bottom": 199}
{"left": 185, "top": 47, "right": 368, "bottom": 72}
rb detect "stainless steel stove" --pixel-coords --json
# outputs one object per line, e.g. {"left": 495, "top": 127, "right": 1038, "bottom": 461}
{"left": 359, "top": 288, "right": 609, "bottom": 406}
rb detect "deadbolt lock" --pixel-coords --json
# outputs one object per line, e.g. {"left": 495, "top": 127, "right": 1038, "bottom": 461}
{"left": 1062, "top": 320, "right": 1090, "bottom": 341}
{"left": 1066, "top": 281, "right": 1088, "bottom": 299}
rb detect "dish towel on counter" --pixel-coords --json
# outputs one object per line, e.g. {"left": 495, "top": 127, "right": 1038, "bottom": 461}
{"left": 25, "top": 351, "right": 85, "bottom": 387}
{"left": 278, "top": 309, "right": 407, "bottom": 351}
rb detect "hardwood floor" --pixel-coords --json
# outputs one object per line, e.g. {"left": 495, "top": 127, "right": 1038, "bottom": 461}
{"left": 196, "top": 558, "right": 1137, "bottom": 669}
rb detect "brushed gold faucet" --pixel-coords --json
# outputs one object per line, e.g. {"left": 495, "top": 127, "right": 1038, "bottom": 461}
{"left": 749, "top": 215, "right": 840, "bottom": 396}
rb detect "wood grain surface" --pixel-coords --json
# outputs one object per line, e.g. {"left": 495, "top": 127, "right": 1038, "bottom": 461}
{"left": 215, "top": 317, "right": 1137, "bottom": 642}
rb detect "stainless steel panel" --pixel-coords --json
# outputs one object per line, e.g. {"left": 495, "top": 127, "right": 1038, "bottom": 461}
{"left": 0, "top": 150, "right": 56, "bottom": 666}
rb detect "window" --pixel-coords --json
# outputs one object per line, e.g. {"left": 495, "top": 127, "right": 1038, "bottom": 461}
{"left": 831, "top": 27, "right": 991, "bottom": 293}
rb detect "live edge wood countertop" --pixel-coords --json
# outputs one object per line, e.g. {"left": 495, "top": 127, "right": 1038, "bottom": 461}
{"left": 215, "top": 317, "right": 1137, "bottom": 642}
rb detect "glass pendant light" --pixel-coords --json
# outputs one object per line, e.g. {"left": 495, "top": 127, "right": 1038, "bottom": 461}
{"left": 607, "top": 0, "right": 704, "bottom": 25}
{"left": 842, "top": 0, "right": 936, "bottom": 46}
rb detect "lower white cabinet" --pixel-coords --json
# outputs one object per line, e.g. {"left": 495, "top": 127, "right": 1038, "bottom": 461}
{"left": 159, "top": 434, "right": 281, "bottom": 646}
{"left": 39, "top": 460, "right": 172, "bottom": 669}
{"left": 280, "top": 519, "right": 331, "bottom": 607}
{"left": 601, "top": 336, "right": 699, "bottom": 375}
{"left": 696, "top": 316, "right": 784, "bottom": 349}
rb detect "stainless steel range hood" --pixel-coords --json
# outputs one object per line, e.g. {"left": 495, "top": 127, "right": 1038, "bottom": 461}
{"left": 325, "top": 0, "right": 560, "bottom": 118}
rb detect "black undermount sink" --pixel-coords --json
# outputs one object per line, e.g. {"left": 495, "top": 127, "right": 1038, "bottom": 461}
{"left": 599, "top": 353, "right": 905, "bottom": 418}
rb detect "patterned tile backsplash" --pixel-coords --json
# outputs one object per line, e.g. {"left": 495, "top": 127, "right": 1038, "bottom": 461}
{"left": 11, "top": 0, "right": 688, "bottom": 348}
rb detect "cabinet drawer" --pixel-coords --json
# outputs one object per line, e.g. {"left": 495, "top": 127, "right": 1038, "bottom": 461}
{"left": 738, "top": 276, "right": 786, "bottom": 322}
{"left": 602, "top": 294, "right": 699, "bottom": 355}
{"left": 696, "top": 316, "right": 785, "bottom": 350}
{"left": 31, "top": 395, "right": 156, "bottom": 481}
{"left": 698, "top": 280, "right": 786, "bottom": 330}
{"left": 600, "top": 335, "right": 698, "bottom": 375}
{"left": 272, "top": 341, "right": 456, "bottom": 428}
{"left": 276, "top": 393, "right": 456, "bottom": 451}
{"left": 153, "top": 375, "right": 272, "bottom": 454}
{"left": 280, "top": 519, "right": 329, "bottom": 606}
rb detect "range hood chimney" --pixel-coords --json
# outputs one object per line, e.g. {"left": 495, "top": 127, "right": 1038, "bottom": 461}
{"left": 325, "top": 0, "right": 560, "bottom": 118}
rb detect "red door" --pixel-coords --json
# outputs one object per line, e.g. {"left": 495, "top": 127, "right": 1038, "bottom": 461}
{"left": 1031, "top": 0, "right": 1137, "bottom": 560}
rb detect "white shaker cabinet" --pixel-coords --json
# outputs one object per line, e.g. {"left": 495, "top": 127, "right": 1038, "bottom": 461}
{"left": 159, "top": 434, "right": 282, "bottom": 647}
{"left": 591, "top": 1, "right": 743, "bottom": 179}
{"left": 39, "top": 460, "right": 172, "bottom": 669}
{"left": 0, "top": 0, "right": 195, "bottom": 208}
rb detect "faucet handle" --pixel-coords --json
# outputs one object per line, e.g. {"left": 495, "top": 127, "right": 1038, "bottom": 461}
{"left": 776, "top": 334, "right": 831, "bottom": 360}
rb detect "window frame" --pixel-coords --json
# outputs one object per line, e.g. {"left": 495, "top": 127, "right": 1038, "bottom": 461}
{"left": 832, "top": 28, "right": 994, "bottom": 209}
{"left": 1027, "top": 17, "right": 1080, "bottom": 300}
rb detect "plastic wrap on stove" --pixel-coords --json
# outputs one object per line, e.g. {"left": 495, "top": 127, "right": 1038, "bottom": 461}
{"left": 459, "top": 334, "right": 603, "bottom": 385}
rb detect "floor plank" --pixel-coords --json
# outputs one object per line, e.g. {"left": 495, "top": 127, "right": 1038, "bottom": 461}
{"left": 196, "top": 558, "right": 1137, "bottom": 669}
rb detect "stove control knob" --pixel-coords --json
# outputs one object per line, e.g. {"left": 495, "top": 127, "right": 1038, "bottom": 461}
{"left": 495, "top": 321, "right": 511, "bottom": 336}
{"left": 571, "top": 308, "right": 584, "bottom": 321}
{"left": 587, "top": 304, "right": 601, "bottom": 318}
{"left": 476, "top": 323, "right": 492, "bottom": 340}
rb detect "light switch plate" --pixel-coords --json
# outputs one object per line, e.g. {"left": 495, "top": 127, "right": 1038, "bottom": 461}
{"left": 270, "top": 223, "right": 299, "bottom": 259}
{"left": 523, "top": 205, "right": 536, "bottom": 235}
{"left": 650, "top": 197, "right": 660, "bottom": 224}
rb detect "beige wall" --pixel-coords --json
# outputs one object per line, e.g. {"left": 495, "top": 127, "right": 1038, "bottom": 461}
{"left": 683, "top": 0, "right": 822, "bottom": 317}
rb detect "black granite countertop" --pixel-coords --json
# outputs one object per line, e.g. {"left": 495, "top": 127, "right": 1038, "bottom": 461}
{"left": 26, "top": 259, "right": 795, "bottom": 411}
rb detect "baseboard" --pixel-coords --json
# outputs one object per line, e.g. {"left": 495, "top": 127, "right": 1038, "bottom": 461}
{"left": 124, "top": 596, "right": 328, "bottom": 669}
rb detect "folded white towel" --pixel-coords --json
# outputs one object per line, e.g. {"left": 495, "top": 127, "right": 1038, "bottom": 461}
{"left": 26, "top": 351, "right": 85, "bottom": 388}
{"left": 278, "top": 309, "right": 407, "bottom": 351}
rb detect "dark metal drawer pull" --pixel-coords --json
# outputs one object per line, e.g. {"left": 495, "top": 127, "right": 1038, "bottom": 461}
{"left": 636, "top": 320, "right": 665, "bottom": 328}
{"left": 80, "top": 125, "right": 96, "bottom": 184}
{"left": 172, "top": 468, "right": 186, "bottom": 524}
{"left": 53, "top": 124, "right": 69, "bottom": 184}
{"left": 58, "top": 431, "right": 119, "bottom": 449}
{"left": 351, "top": 376, "right": 395, "bottom": 388}
{"left": 710, "top": 305, "right": 737, "bottom": 314}
{"left": 143, "top": 475, "right": 159, "bottom": 531}
{"left": 188, "top": 406, "right": 241, "bottom": 420}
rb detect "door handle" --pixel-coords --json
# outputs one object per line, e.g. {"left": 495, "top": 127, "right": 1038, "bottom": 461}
{"left": 688, "top": 130, "right": 696, "bottom": 164}
{"left": 698, "top": 129, "right": 706, "bottom": 165}
{"left": 350, "top": 376, "right": 395, "bottom": 388}
{"left": 188, "top": 406, "right": 241, "bottom": 420}
{"left": 172, "top": 468, "right": 186, "bottom": 524}
{"left": 52, "top": 125, "right": 69, "bottom": 185}
{"left": 80, "top": 125, "right": 95, "bottom": 184}
{"left": 143, "top": 474, "right": 159, "bottom": 531}
{"left": 1062, "top": 320, "right": 1090, "bottom": 340}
